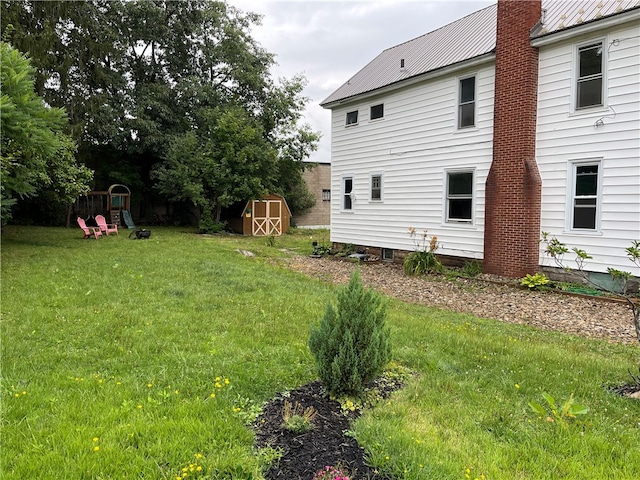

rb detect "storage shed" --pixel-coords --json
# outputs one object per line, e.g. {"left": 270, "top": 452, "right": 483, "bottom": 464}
{"left": 226, "top": 194, "right": 292, "bottom": 236}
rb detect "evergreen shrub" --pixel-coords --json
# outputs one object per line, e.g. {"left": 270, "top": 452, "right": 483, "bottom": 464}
{"left": 308, "top": 269, "right": 392, "bottom": 397}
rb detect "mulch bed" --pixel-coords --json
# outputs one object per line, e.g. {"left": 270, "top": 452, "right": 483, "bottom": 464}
{"left": 254, "top": 381, "right": 396, "bottom": 480}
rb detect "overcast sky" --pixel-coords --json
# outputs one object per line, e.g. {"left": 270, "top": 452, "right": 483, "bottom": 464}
{"left": 229, "top": 0, "right": 495, "bottom": 163}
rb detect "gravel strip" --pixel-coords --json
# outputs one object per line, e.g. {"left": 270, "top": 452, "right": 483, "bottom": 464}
{"left": 285, "top": 255, "right": 639, "bottom": 345}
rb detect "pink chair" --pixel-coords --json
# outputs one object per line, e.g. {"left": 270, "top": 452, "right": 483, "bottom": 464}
{"left": 77, "top": 217, "right": 103, "bottom": 239}
{"left": 95, "top": 214, "right": 119, "bottom": 236}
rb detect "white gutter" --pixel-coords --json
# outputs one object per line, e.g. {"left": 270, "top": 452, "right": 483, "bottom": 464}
{"left": 531, "top": 8, "right": 640, "bottom": 47}
{"left": 321, "top": 52, "right": 496, "bottom": 109}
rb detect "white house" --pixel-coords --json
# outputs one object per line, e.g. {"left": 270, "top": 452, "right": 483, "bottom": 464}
{"left": 321, "top": 0, "right": 640, "bottom": 279}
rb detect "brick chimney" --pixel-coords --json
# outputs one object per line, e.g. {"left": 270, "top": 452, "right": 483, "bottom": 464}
{"left": 484, "top": 0, "right": 542, "bottom": 278}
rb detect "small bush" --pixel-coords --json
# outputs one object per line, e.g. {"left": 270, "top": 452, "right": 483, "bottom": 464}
{"left": 461, "top": 259, "right": 483, "bottom": 277}
{"left": 403, "top": 227, "right": 443, "bottom": 275}
{"left": 308, "top": 270, "right": 392, "bottom": 397}
{"left": 265, "top": 234, "right": 276, "bottom": 247}
{"left": 520, "top": 272, "right": 550, "bottom": 290}
{"left": 281, "top": 400, "right": 317, "bottom": 434}
{"left": 312, "top": 465, "right": 350, "bottom": 480}
{"left": 198, "top": 205, "right": 226, "bottom": 234}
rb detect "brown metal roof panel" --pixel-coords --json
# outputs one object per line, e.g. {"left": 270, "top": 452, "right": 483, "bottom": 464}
{"left": 321, "top": 4, "right": 497, "bottom": 106}
{"left": 322, "top": 1, "right": 639, "bottom": 107}
{"left": 534, "top": 0, "right": 640, "bottom": 36}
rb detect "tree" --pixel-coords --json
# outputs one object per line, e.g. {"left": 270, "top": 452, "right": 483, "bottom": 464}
{"left": 1, "top": 1, "right": 319, "bottom": 225}
{"left": 309, "top": 270, "right": 392, "bottom": 397}
{"left": 0, "top": 41, "right": 93, "bottom": 224}
{"left": 151, "top": 106, "right": 278, "bottom": 226}
{"left": 541, "top": 233, "right": 640, "bottom": 344}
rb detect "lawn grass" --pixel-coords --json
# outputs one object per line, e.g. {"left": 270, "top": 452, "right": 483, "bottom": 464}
{"left": 2, "top": 226, "right": 639, "bottom": 479}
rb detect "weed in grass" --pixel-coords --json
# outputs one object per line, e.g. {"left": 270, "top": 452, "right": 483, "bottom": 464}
{"left": 265, "top": 234, "right": 276, "bottom": 248}
{"left": 528, "top": 392, "right": 590, "bottom": 427}
{"left": 232, "top": 396, "right": 264, "bottom": 425}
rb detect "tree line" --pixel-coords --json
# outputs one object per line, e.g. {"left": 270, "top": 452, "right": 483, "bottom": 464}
{"left": 1, "top": 0, "right": 319, "bottom": 228}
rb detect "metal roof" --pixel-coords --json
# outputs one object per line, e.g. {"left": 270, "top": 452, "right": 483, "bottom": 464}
{"left": 534, "top": 0, "right": 640, "bottom": 37}
{"left": 321, "top": 0, "right": 640, "bottom": 107}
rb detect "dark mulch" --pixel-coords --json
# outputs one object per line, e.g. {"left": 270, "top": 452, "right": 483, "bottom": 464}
{"left": 253, "top": 381, "right": 395, "bottom": 480}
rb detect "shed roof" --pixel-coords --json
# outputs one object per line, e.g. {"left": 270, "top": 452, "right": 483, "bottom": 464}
{"left": 321, "top": 0, "right": 640, "bottom": 107}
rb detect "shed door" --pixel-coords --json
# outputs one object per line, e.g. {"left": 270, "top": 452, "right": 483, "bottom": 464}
{"left": 252, "top": 200, "right": 282, "bottom": 236}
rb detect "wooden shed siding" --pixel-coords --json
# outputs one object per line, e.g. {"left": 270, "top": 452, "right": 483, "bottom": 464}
{"left": 330, "top": 63, "right": 494, "bottom": 258}
{"left": 536, "top": 22, "right": 640, "bottom": 275}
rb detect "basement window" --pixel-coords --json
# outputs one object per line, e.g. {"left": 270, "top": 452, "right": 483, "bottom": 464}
{"left": 381, "top": 248, "right": 394, "bottom": 261}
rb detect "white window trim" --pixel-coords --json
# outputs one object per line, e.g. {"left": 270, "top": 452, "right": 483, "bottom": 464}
{"left": 369, "top": 173, "right": 383, "bottom": 202}
{"left": 443, "top": 168, "right": 475, "bottom": 225}
{"left": 341, "top": 175, "right": 354, "bottom": 212}
{"left": 370, "top": 103, "right": 384, "bottom": 121}
{"left": 566, "top": 158, "right": 603, "bottom": 233}
{"left": 345, "top": 110, "right": 359, "bottom": 127}
{"left": 571, "top": 38, "right": 607, "bottom": 114}
{"left": 456, "top": 74, "right": 477, "bottom": 130}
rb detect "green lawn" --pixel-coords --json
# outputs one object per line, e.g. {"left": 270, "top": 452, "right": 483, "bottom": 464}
{"left": 1, "top": 226, "right": 639, "bottom": 479}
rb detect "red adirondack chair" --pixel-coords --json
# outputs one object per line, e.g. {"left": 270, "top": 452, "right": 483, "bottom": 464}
{"left": 77, "top": 217, "right": 103, "bottom": 239}
{"left": 95, "top": 214, "right": 119, "bottom": 236}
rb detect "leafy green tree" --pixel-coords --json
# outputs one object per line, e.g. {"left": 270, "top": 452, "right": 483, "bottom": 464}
{"left": 0, "top": 41, "right": 93, "bottom": 223}
{"left": 2, "top": 1, "right": 319, "bottom": 225}
{"left": 152, "top": 106, "right": 277, "bottom": 225}
{"left": 309, "top": 270, "right": 392, "bottom": 397}
{"left": 1, "top": 1, "right": 127, "bottom": 141}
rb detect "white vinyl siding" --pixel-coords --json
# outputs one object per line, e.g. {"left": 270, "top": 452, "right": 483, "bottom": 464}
{"left": 537, "top": 22, "right": 640, "bottom": 275}
{"left": 330, "top": 63, "right": 494, "bottom": 260}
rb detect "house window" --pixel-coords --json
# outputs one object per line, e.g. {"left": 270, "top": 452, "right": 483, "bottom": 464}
{"left": 322, "top": 189, "right": 331, "bottom": 201}
{"left": 446, "top": 170, "right": 473, "bottom": 222}
{"left": 381, "top": 248, "right": 394, "bottom": 261}
{"left": 342, "top": 177, "right": 353, "bottom": 210}
{"left": 346, "top": 110, "right": 358, "bottom": 126}
{"left": 570, "top": 161, "right": 601, "bottom": 230}
{"left": 576, "top": 42, "right": 603, "bottom": 109}
{"left": 370, "top": 104, "right": 384, "bottom": 120}
{"left": 370, "top": 174, "right": 382, "bottom": 201}
{"left": 458, "top": 76, "right": 475, "bottom": 128}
